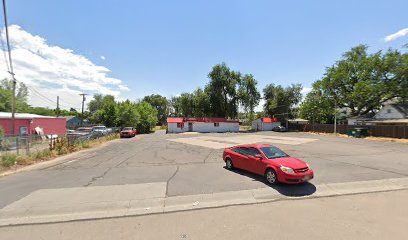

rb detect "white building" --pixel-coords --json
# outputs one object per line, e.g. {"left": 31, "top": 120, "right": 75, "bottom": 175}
{"left": 252, "top": 118, "right": 281, "bottom": 131}
{"left": 347, "top": 103, "right": 408, "bottom": 125}
{"left": 167, "top": 118, "right": 240, "bottom": 133}
{"left": 374, "top": 103, "right": 408, "bottom": 120}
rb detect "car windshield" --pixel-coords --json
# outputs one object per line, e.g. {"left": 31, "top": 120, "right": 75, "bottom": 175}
{"left": 260, "top": 147, "right": 289, "bottom": 159}
{"left": 93, "top": 127, "right": 105, "bottom": 130}
{"left": 123, "top": 127, "right": 132, "bottom": 131}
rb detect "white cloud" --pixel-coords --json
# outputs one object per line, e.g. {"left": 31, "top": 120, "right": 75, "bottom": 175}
{"left": 301, "top": 87, "right": 312, "bottom": 96}
{"left": 118, "top": 84, "right": 130, "bottom": 91}
{"left": 384, "top": 28, "right": 408, "bottom": 42}
{"left": 0, "top": 25, "right": 129, "bottom": 109}
{"left": 100, "top": 55, "right": 105, "bottom": 60}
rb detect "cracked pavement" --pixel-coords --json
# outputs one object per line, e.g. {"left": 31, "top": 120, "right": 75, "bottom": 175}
{"left": 1, "top": 130, "right": 408, "bottom": 209}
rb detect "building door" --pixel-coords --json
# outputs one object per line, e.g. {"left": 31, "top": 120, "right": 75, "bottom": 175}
{"left": 188, "top": 123, "right": 193, "bottom": 132}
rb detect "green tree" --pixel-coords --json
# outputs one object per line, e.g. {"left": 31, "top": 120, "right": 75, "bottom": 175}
{"left": 263, "top": 83, "right": 302, "bottom": 119}
{"left": 143, "top": 94, "right": 168, "bottom": 125}
{"left": 206, "top": 63, "right": 241, "bottom": 118}
{"left": 192, "top": 88, "right": 211, "bottom": 117}
{"left": 135, "top": 101, "right": 158, "bottom": 133}
{"left": 88, "top": 94, "right": 104, "bottom": 113}
{"left": 314, "top": 45, "right": 408, "bottom": 116}
{"left": 116, "top": 100, "right": 140, "bottom": 127}
{"left": 298, "top": 89, "right": 334, "bottom": 123}
{"left": 238, "top": 74, "right": 261, "bottom": 118}
{"left": 0, "top": 79, "right": 30, "bottom": 112}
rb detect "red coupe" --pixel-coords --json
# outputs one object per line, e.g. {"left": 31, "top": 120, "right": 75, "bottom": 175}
{"left": 120, "top": 127, "right": 137, "bottom": 138}
{"left": 223, "top": 144, "right": 313, "bottom": 185}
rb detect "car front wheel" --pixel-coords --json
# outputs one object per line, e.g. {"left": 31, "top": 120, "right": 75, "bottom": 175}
{"left": 225, "top": 158, "right": 234, "bottom": 170}
{"left": 265, "top": 169, "right": 278, "bottom": 185}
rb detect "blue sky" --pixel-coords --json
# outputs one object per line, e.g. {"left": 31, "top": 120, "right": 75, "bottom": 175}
{"left": 3, "top": 0, "right": 408, "bottom": 109}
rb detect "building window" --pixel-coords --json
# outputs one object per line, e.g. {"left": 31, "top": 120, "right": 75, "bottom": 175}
{"left": 177, "top": 123, "right": 183, "bottom": 128}
{"left": 387, "top": 109, "right": 392, "bottom": 113}
{"left": 214, "top": 122, "right": 219, "bottom": 127}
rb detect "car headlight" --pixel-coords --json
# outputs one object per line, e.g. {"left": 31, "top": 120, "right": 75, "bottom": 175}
{"left": 280, "top": 166, "right": 294, "bottom": 174}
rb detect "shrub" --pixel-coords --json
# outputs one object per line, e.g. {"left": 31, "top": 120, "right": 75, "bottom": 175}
{"left": 1, "top": 154, "right": 17, "bottom": 167}
{"left": 0, "top": 125, "right": 4, "bottom": 137}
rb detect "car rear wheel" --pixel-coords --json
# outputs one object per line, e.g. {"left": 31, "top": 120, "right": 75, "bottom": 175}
{"left": 225, "top": 158, "right": 234, "bottom": 170}
{"left": 265, "top": 169, "right": 277, "bottom": 185}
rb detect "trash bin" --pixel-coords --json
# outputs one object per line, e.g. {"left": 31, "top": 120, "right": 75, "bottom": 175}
{"left": 347, "top": 128, "right": 368, "bottom": 138}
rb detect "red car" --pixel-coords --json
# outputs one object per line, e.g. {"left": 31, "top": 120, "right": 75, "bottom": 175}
{"left": 120, "top": 127, "right": 137, "bottom": 138}
{"left": 223, "top": 144, "right": 313, "bottom": 185}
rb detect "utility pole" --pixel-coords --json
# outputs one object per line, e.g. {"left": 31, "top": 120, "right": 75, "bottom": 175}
{"left": 2, "top": 0, "right": 16, "bottom": 136}
{"left": 79, "top": 93, "right": 88, "bottom": 126}
{"left": 334, "top": 101, "right": 337, "bottom": 134}
{"left": 56, "top": 96, "right": 60, "bottom": 117}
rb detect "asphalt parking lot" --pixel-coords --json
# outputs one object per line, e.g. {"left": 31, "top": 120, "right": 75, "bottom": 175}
{"left": 0, "top": 130, "right": 408, "bottom": 209}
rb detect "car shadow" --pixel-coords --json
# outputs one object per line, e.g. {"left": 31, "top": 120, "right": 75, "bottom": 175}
{"left": 225, "top": 167, "right": 316, "bottom": 197}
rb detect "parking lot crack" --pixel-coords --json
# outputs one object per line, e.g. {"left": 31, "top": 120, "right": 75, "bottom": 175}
{"left": 165, "top": 166, "right": 179, "bottom": 197}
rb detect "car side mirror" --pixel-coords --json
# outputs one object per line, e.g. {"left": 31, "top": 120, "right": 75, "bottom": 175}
{"left": 254, "top": 154, "right": 263, "bottom": 160}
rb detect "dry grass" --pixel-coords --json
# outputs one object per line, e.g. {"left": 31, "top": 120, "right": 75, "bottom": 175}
{"left": 0, "top": 134, "right": 119, "bottom": 173}
{"left": 305, "top": 131, "right": 408, "bottom": 143}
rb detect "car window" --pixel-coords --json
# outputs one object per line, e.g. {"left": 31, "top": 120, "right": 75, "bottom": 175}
{"left": 246, "top": 148, "right": 261, "bottom": 157}
{"left": 260, "top": 147, "right": 288, "bottom": 159}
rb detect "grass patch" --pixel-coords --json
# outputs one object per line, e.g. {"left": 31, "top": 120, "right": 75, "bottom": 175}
{"left": 1, "top": 154, "right": 17, "bottom": 167}
{"left": 0, "top": 133, "right": 120, "bottom": 170}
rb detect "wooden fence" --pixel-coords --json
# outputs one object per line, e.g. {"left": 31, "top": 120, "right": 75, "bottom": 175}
{"left": 289, "top": 123, "right": 408, "bottom": 139}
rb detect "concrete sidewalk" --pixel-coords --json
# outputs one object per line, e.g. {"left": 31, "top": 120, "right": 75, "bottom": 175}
{"left": 1, "top": 177, "right": 408, "bottom": 226}
{"left": 1, "top": 189, "right": 407, "bottom": 240}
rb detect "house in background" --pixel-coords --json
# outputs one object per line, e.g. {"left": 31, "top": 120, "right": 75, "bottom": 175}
{"left": 347, "top": 103, "right": 408, "bottom": 125}
{"left": 167, "top": 118, "right": 240, "bottom": 133}
{"left": 0, "top": 112, "right": 66, "bottom": 136}
{"left": 66, "top": 116, "right": 83, "bottom": 128}
{"left": 251, "top": 117, "right": 280, "bottom": 131}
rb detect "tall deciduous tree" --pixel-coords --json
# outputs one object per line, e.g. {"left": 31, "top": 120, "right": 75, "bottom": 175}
{"left": 0, "top": 79, "right": 30, "bottom": 112}
{"left": 116, "top": 100, "right": 140, "bottom": 127}
{"left": 206, "top": 63, "right": 241, "bottom": 118}
{"left": 135, "top": 101, "right": 158, "bottom": 133}
{"left": 143, "top": 94, "right": 168, "bottom": 125}
{"left": 238, "top": 74, "right": 261, "bottom": 119}
{"left": 312, "top": 45, "right": 408, "bottom": 117}
{"left": 263, "top": 83, "right": 302, "bottom": 119}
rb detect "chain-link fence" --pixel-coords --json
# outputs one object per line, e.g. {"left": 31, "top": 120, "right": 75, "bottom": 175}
{"left": 1, "top": 127, "right": 121, "bottom": 156}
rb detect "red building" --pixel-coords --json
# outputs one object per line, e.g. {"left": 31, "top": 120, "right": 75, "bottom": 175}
{"left": 0, "top": 112, "right": 66, "bottom": 137}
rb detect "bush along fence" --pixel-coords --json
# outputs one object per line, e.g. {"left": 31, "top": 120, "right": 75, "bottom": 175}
{"left": 1, "top": 133, "right": 119, "bottom": 169}
{"left": 289, "top": 123, "right": 408, "bottom": 139}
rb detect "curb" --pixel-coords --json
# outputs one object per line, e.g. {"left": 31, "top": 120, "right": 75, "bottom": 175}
{"left": 0, "top": 177, "right": 407, "bottom": 226}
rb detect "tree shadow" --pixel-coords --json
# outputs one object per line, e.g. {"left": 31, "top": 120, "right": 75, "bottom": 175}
{"left": 225, "top": 167, "right": 316, "bottom": 197}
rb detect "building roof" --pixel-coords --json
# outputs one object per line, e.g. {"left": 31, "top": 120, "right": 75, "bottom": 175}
{"left": 391, "top": 103, "right": 408, "bottom": 117}
{"left": 167, "top": 117, "right": 239, "bottom": 123}
{"left": 0, "top": 112, "right": 60, "bottom": 120}
{"left": 258, "top": 117, "right": 279, "bottom": 123}
{"left": 288, "top": 118, "right": 309, "bottom": 122}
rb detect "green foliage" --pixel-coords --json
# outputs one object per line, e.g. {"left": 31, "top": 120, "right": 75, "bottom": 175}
{"left": 304, "top": 45, "right": 408, "bottom": 120}
{"left": 135, "top": 101, "right": 158, "bottom": 133}
{"left": 1, "top": 154, "right": 17, "bottom": 167}
{"left": 0, "top": 79, "right": 30, "bottom": 112}
{"left": 298, "top": 89, "right": 335, "bottom": 123}
{"left": 263, "top": 83, "right": 302, "bottom": 120}
{"left": 143, "top": 94, "right": 168, "bottom": 125}
{"left": 206, "top": 63, "right": 241, "bottom": 118}
{"left": 116, "top": 100, "right": 140, "bottom": 127}
{"left": 238, "top": 74, "right": 261, "bottom": 114}
{"left": 0, "top": 125, "right": 4, "bottom": 137}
